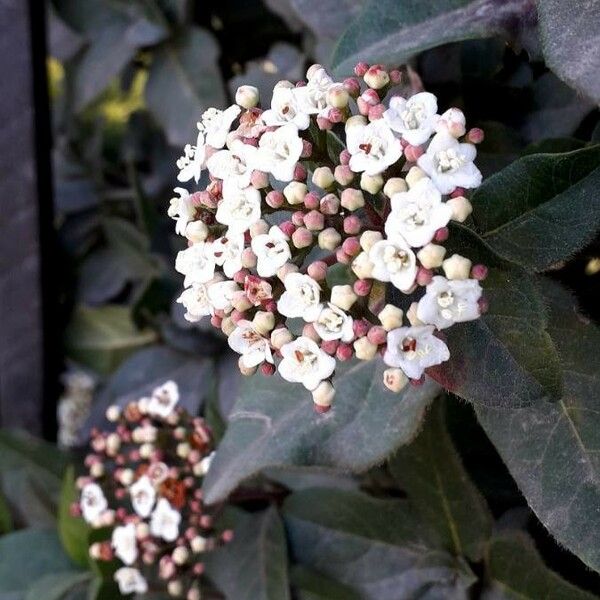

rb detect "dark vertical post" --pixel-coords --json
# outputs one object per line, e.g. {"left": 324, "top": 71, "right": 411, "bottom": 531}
{"left": 0, "top": 1, "right": 55, "bottom": 434}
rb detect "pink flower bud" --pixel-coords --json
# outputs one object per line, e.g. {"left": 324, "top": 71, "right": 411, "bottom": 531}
{"left": 328, "top": 107, "right": 344, "bottom": 123}
{"left": 250, "top": 170, "right": 269, "bottom": 189}
{"left": 343, "top": 77, "right": 361, "bottom": 98}
{"left": 404, "top": 144, "right": 424, "bottom": 162}
{"left": 304, "top": 191, "right": 320, "bottom": 210}
{"left": 241, "top": 247, "right": 257, "bottom": 269}
{"left": 210, "top": 315, "right": 222, "bottom": 328}
{"left": 303, "top": 323, "right": 320, "bottom": 342}
{"left": 416, "top": 266, "right": 433, "bottom": 286}
{"left": 198, "top": 190, "right": 217, "bottom": 209}
{"left": 334, "top": 164, "right": 354, "bottom": 186}
{"left": 266, "top": 190, "right": 284, "bottom": 209}
{"left": 368, "top": 103, "right": 386, "bottom": 121}
{"left": 321, "top": 340, "right": 339, "bottom": 355}
{"left": 292, "top": 211, "right": 305, "bottom": 226}
{"left": 320, "top": 193, "right": 340, "bottom": 215}
{"left": 342, "top": 236, "right": 360, "bottom": 257}
{"left": 410, "top": 376, "right": 425, "bottom": 387}
{"left": 434, "top": 227, "right": 449, "bottom": 242}
{"left": 343, "top": 215, "right": 361, "bottom": 235}
{"left": 360, "top": 88, "right": 380, "bottom": 106}
{"left": 260, "top": 363, "right": 275, "bottom": 376}
{"left": 279, "top": 220, "right": 296, "bottom": 237}
{"left": 304, "top": 210, "right": 325, "bottom": 231}
{"left": 292, "top": 227, "right": 313, "bottom": 248}
{"left": 389, "top": 69, "right": 402, "bottom": 84}
{"left": 450, "top": 187, "right": 466, "bottom": 198}
{"left": 231, "top": 310, "right": 245, "bottom": 324}
{"left": 307, "top": 260, "right": 328, "bottom": 281}
{"left": 357, "top": 97, "right": 370, "bottom": 116}
{"left": 336, "top": 248, "right": 352, "bottom": 264}
{"left": 316, "top": 116, "right": 333, "bottom": 130}
{"left": 478, "top": 296, "right": 489, "bottom": 313}
{"left": 339, "top": 149, "right": 351, "bottom": 165}
{"left": 233, "top": 269, "right": 249, "bottom": 284}
{"left": 353, "top": 278, "right": 372, "bottom": 296}
{"left": 264, "top": 299, "right": 277, "bottom": 312}
{"left": 367, "top": 326, "right": 387, "bottom": 345}
{"left": 353, "top": 319, "right": 370, "bottom": 338}
{"left": 354, "top": 62, "right": 369, "bottom": 77}
{"left": 467, "top": 127, "right": 484, "bottom": 144}
{"left": 301, "top": 139, "right": 313, "bottom": 158}
{"left": 294, "top": 163, "right": 307, "bottom": 181}
{"left": 336, "top": 343, "right": 353, "bottom": 361}
{"left": 471, "top": 264, "right": 488, "bottom": 280}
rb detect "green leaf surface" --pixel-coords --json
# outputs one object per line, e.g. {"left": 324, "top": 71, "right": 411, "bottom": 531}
{"left": 389, "top": 399, "right": 492, "bottom": 561}
{"left": 146, "top": 27, "right": 227, "bottom": 146}
{"left": 536, "top": 0, "right": 600, "bottom": 103}
{"left": 25, "top": 572, "right": 91, "bottom": 600}
{"left": 331, "top": 0, "right": 534, "bottom": 76}
{"left": 283, "top": 488, "right": 476, "bottom": 599}
{"left": 482, "top": 531, "right": 597, "bottom": 599}
{"left": 290, "top": 566, "right": 362, "bottom": 600}
{"left": 202, "top": 359, "right": 440, "bottom": 503}
{"left": 475, "top": 279, "right": 600, "bottom": 573}
{"left": 205, "top": 507, "right": 290, "bottom": 600}
{"left": 64, "top": 305, "right": 157, "bottom": 374}
{"left": 471, "top": 146, "right": 600, "bottom": 271}
{"left": 0, "top": 489, "right": 13, "bottom": 534}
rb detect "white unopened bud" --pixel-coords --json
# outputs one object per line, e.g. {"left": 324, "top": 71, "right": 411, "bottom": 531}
{"left": 235, "top": 85, "right": 259, "bottom": 109}
{"left": 89, "top": 543, "right": 102, "bottom": 559}
{"left": 354, "top": 337, "right": 378, "bottom": 360}
{"left": 136, "top": 523, "right": 150, "bottom": 540}
{"left": 168, "top": 580, "right": 183, "bottom": 597}
{"left": 191, "top": 536, "right": 208, "bottom": 553}
{"left": 106, "top": 405, "right": 121, "bottom": 422}
{"left": 383, "top": 368, "right": 408, "bottom": 393}
{"left": 407, "top": 302, "right": 424, "bottom": 326}
{"left": 221, "top": 316, "right": 236, "bottom": 336}
{"left": 231, "top": 291, "right": 253, "bottom": 312}
{"left": 312, "top": 166, "right": 335, "bottom": 189}
{"left": 253, "top": 311, "right": 275, "bottom": 335}
{"left": 105, "top": 432, "right": 121, "bottom": 456}
{"left": 345, "top": 115, "right": 367, "bottom": 131}
{"left": 330, "top": 285, "right": 357, "bottom": 311}
{"left": 417, "top": 244, "right": 446, "bottom": 269}
{"left": 312, "top": 381, "right": 335, "bottom": 408}
{"left": 283, "top": 181, "right": 307, "bottom": 205}
{"left": 378, "top": 304, "right": 403, "bottom": 330}
{"left": 405, "top": 166, "right": 426, "bottom": 188}
{"left": 360, "top": 173, "right": 383, "bottom": 194}
{"left": 443, "top": 254, "right": 472, "bottom": 280}
{"left": 249, "top": 219, "right": 270, "bottom": 238}
{"left": 340, "top": 188, "right": 365, "bottom": 211}
{"left": 90, "top": 462, "right": 104, "bottom": 478}
{"left": 120, "top": 469, "right": 134, "bottom": 486}
{"left": 383, "top": 177, "right": 407, "bottom": 198}
{"left": 271, "top": 327, "right": 293, "bottom": 349}
{"left": 176, "top": 442, "right": 190, "bottom": 459}
{"left": 172, "top": 546, "right": 189, "bottom": 565}
{"left": 306, "top": 63, "right": 324, "bottom": 79}
{"left": 327, "top": 84, "right": 349, "bottom": 108}
{"left": 360, "top": 230, "right": 383, "bottom": 252}
{"left": 447, "top": 196, "right": 473, "bottom": 222}
{"left": 277, "top": 262, "right": 299, "bottom": 282}
{"left": 351, "top": 251, "right": 374, "bottom": 279}
{"left": 364, "top": 66, "right": 390, "bottom": 90}
{"left": 318, "top": 227, "right": 342, "bottom": 251}
{"left": 185, "top": 220, "right": 208, "bottom": 243}
{"left": 238, "top": 356, "right": 257, "bottom": 376}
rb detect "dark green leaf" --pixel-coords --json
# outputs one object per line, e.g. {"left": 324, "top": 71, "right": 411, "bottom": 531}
{"left": 205, "top": 507, "right": 290, "bottom": 600}
{"left": 536, "top": 0, "right": 600, "bottom": 103}
{"left": 325, "top": 130, "right": 346, "bottom": 164}
{"left": 25, "top": 572, "right": 91, "bottom": 600}
{"left": 474, "top": 279, "right": 600, "bottom": 573}
{"left": 146, "top": 27, "right": 227, "bottom": 146}
{"left": 521, "top": 138, "right": 586, "bottom": 156}
{"left": 290, "top": 566, "right": 362, "bottom": 600}
{"left": 202, "top": 359, "right": 440, "bottom": 504}
{"left": 389, "top": 399, "right": 492, "bottom": 561}
{"left": 0, "top": 488, "right": 13, "bottom": 534}
{"left": 482, "top": 531, "right": 597, "bottom": 599}
{"left": 471, "top": 145, "right": 600, "bottom": 271}
{"left": 331, "top": 0, "right": 534, "bottom": 76}
{"left": 64, "top": 305, "right": 157, "bottom": 374}
{"left": 58, "top": 467, "right": 91, "bottom": 569}
{"left": 283, "top": 488, "right": 476, "bottom": 599}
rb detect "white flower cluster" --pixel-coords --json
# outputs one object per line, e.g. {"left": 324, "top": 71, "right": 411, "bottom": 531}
{"left": 169, "top": 62, "right": 487, "bottom": 410}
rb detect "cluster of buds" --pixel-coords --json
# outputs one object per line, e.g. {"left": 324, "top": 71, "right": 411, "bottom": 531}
{"left": 168, "top": 62, "right": 488, "bottom": 411}
{"left": 75, "top": 382, "right": 230, "bottom": 599}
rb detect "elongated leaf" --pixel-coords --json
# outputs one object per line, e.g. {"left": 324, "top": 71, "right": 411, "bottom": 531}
{"left": 389, "top": 399, "right": 492, "bottom": 561}
{"left": 475, "top": 279, "right": 600, "bottom": 573}
{"left": 146, "top": 27, "right": 226, "bottom": 146}
{"left": 202, "top": 359, "right": 440, "bottom": 503}
{"left": 25, "top": 572, "right": 91, "bottom": 600}
{"left": 290, "top": 566, "right": 361, "bottom": 600}
{"left": 331, "top": 0, "right": 534, "bottom": 76}
{"left": 205, "top": 508, "right": 290, "bottom": 600}
{"left": 64, "top": 305, "right": 157, "bottom": 374}
{"left": 0, "top": 489, "right": 12, "bottom": 534}
{"left": 284, "top": 488, "right": 476, "bottom": 599}
{"left": 471, "top": 146, "right": 600, "bottom": 271}
{"left": 482, "top": 531, "right": 597, "bottom": 599}
{"left": 536, "top": 0, "right": 600, "bottom": 104}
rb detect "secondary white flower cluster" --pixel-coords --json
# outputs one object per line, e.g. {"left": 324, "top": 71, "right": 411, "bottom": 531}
{"left": 57, "top": 370, "right": 95, "bottom": 448}
{"left": 77, "top": 382, "right": 229, "bottom": 600}
{"left": 169, "top": 62, "right": 488, "bottom": 411}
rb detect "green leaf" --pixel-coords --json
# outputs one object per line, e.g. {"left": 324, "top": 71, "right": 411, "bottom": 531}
{"left": 536, "top": 0, "right": 600, "bottom": 103}
{"left": 331, "top": 0, "right": 534, "bottom": 76}
{"left": 64, "top": 305, "right": 157, "bottom": 374}
{"left": 483, "top": 531, "right": 597, "bottom": 599}
{"left": 474, "top": 279, "right": 600, "bottom": 573}
{"left": 25, "top": 572, "right": 91, "bottom": 600}
{"left": 202, "top": 359, "right": 440, "bottom": 504}
{"left": 58, "top": 467, "right": 91, "bottom": 569}
{"left": 428, "top": 225, "right": 562, "bottom": 406}
{"left": 325, "top": 130, "right": 346, "bottom": 164}
{"left": 471, "top": 145, "right": 600, "bottom": 271}
{"left": 0, "top": 489, "right": 13, "bottom": 534}
{"left": 389, "top": 399, "right": 492, "bottom": 561}
{"left": 146, "top": 27, "right": 227, "bottom": 146}
{"left": 283, "top": 488, "right": 476, "bottom": 599}
{"left": 205, "top": 507, "right": 290, "bottom": 600}
{"left": 0, "top": 528, "right": 78, "bottom": 593}
{"left": 290, "top": 566, "right": 362, "bottom": 600}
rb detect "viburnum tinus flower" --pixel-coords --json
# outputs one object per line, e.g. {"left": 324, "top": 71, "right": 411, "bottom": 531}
{"left": 169, "top": 61, "right": 489, "bottom": 412}
{"left": 74, "top": 381, "right": 231, "bottom": 599}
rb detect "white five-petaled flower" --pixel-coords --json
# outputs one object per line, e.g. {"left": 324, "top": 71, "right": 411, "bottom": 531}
{"left": 167, "top": 187, "right": 195, "bottom": 236}
{"left": 417, "top": 132, "right": 482, "bottom": 193}
{"left": 176, "top": 130, "right": 206, "bottom": 183}
{"left": 346, "top": 120, "right": 403, "bottom": 176}
{"left": 216, "top": 184, "right": 262, "bottom": 235}
{"left": 369, "top": 238, "right": 417, "bottom": 292}
{"left": 130, "top": 475, "right": 156, "bottom": 518}
{"left": 80, "top": 482, "right": 108, "bottom": 524}
{"left": 148, "top": 380, "right": 180, "bottom": 418}
{"left": 206, "top": 139, "right": 259, "bottom": 190}
{"left": 279, "top": 336, "right": 336, "bottom": 390}
{"left": 296, "top": 67, "right": 334, "bottom": 115}
{"left": 199, "top": 105, "right": 241, "bottom": 149}
{"left": 114, "top": 568, "right": 148, "bottom": 596}
{"left": 251, "top": 226, "right": 292, "bottom": 277}
{"left": 262, "top": 86, "right": 310, "bottom": 130}
{"left": 175, "top": 242, "right": 216, "bottom": 287}
{"left": 384, "top": 325, "right": 450, "bottom": 379}
{"left": 313, "top": 303, "right": 354, "bottom": 342}
{"left": 228, "top": 320, "right": 274, "bottom": 368}
{"left": 177, "top": 282, "right": 214, "bottom": 322}
{"left": 207, "top": 279, "right": 240, "bottom": 313}
{"left": 112, "top": 522, "right": 138, "bottom": 566}
{"left": 383, "top": 92, "right": 439, "bottom": 146}
{"left": 277, "top": 272, "right": 321, "bottom": 321}
{"left": 150, "top": 498, "right": 181, "bottom": 542}
{"left": 385, "top": 177, "right": 453, "bottom": 247}
{"left": 417, "top": 276, "right": 482, "bottom": 329}
{"left": 212, "top": 234, "right": 245, "bottom": 278}
{"left": 256, "top": 123, "right": 303, "bottom": 182}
